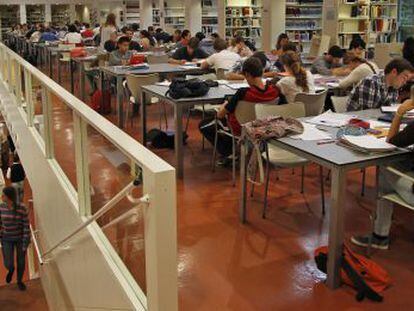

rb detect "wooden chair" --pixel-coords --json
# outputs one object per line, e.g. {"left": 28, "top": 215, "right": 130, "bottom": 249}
{"left": 254, "top": 103, "right": 326, "bottom": 217}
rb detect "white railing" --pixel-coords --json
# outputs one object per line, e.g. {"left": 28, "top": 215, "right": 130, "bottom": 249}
{"left": 0, "top": 42, "right": 177, "bottom": 311}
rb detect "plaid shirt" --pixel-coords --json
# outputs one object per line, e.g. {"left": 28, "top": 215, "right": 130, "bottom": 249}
{"left": 346, "top": 72, "right": 399, "bottom": 112}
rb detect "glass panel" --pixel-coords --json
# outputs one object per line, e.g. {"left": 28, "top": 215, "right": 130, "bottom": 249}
{"left": 86, "top": 124, "right": 146, "bottom": 293}
{"left": 50, "top": 93, "right": 77, "bottom": 190}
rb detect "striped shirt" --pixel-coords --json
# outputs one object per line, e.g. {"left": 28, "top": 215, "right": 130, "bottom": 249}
{"left": 0, "top": 202, "right": 30, "bottom": 248}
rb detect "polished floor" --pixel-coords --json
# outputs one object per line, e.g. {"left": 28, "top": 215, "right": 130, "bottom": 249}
{"left": 2, "top": 57, "right": 414, "bottom": 310}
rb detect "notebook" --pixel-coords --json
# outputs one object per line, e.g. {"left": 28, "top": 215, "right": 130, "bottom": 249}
{"left": 339, "top": 135, "right": 397, "bottom": 153}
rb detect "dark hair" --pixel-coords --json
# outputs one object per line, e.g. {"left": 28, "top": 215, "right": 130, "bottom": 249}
{"left": 117, "top": 36, "right": 131, "bottom": 46}
{"left": 282, "top": 42, "right": 297, "bottom": 53}
{"left": 328, "top": 45, "right": 344, "bottom": 58}
{"left": 181, "top": 29, "right": 191, "bottom": 39}
{"left": 242, "top": 57, "right": 263, "bottom": 78}
{"left": 148, "top": 26, "right": 154, "bottom": 32}
{"left": 213, "top": 38, "right": 227, "bottom": 52}
{"left": 195, "top": 32, "right": 205, "bottom": 41}
{"left": 68, "top": 24, "right": 77, "bottom": 33}
{"left": 3, "top": 186, "right": 18, "bottom": 217}
{"left": 105, "top": 13, "right": 117, "bottom": 27}
{"left": 211, "top": 33, "right": 220, "bottom": 39}
{"left": 280, "top": 51, "right": 309, "bottom": 92}
{"left": 156, "top": 28, "right": 163, "bottom": 33}
{"left": 251, "top": 51, "right": 268, "bottom": 69}
{"left": 384, "top": 57, "right": 414, "bottom": 75}
{"left": 140, "top": 30, "right": 150, "bottom": 39}
{"left": 84, "top": 23, "right": 90, "bottom": 28}
{"left": 174, "top": 29, "right": 182, "bottom": 36}
{"left": 13, "top": 153, "right": 20, "bottom": 162}
{"left": 276, "top": 33, "right": 289, "bottom": 50}
{"left": 188, "top": 37, "right": 200, "bottom": 49}
{"left": 349, "top": 37, "right": 366, "bottom": 50}
{"left": 403, "top": 37, "right": 414, "bottom": 67}
{"left": 234, "top": 36, "right": 244, "bottom": 45}
{"left": 131, "top": 23, "right": 139, "bottom": 31}
{"left": 121, "top": 26, "right": 129, "bottom": 34}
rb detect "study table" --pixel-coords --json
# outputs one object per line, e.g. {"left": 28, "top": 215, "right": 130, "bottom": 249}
{"left": 100, "top": 63, "right": 210, "bottom": 129}
{"left": 239, "top": 109, "right": 412, "bottom": 290}
{"left": 141, "top": 84, "right": 237, "bottom": 178}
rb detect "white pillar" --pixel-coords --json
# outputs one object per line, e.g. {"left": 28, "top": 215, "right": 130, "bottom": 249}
{"left": 69, "top": 4, "right": 77, "bottom": 23}
{"left": 262, "top": 0, "right": 286, "bottom": 52}
{"left": 185, "top": 0, "right": 202, "bottom": 34}
{"left": 45, "top": 4, "right": 52, "bottom": 24}
{"left": 217, "top": 0, "right": 225, "bottom": 38}
{"left": 20, "top": 4, "right": 27, "bottom": 24}
{"left": 140, "top": 0, "right": 153, "bottom": 29}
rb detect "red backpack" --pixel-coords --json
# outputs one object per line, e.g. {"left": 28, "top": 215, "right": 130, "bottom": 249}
{"left": 90, "top": 90, "right": 111, "bottom": 114}
{"left": 315, "top": 244, "right": 392, "bottom": 302}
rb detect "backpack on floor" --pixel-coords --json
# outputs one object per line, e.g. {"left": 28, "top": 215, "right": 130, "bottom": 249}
{"left": 166, "top": 78, "right": 210, "bottom": 99}
{"left": 147, "top": 128, "right": 188, "bottom": 149}
{"left": 314, "top": 245, "right": 391, "bottom": 302}
{"left": 90, "top": 90, "right": 111, "bottom": 114}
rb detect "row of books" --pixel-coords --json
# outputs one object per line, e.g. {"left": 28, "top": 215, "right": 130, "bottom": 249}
{"left": 225, "top": 7, "right": 261, "bottom": 18}
{"left": 287, "top": 30, "right": 318, "bottom": 42}
{"left": 225, "top": 28, "right": 261, "bottom": 38}
{"left": 338, "top": 20, "right": 368, "bottom": 32}
{"left": 286, "top": 20, "right": 320, "bottom": 30}
{"left": 286, "top": 7, "right": 322, "bottom": 16}
{"left": 371, "top": 18, "right": 397, "bottom": 32}
{"left": 225, "top": 18, "right": 261, "bottom": 27}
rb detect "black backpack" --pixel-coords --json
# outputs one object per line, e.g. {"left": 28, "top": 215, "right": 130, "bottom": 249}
{"left": 147, "top": 129, "right": 188, "bottom": 149}
{"left": 166, "top": 78, "right": 210, "bottom": 99}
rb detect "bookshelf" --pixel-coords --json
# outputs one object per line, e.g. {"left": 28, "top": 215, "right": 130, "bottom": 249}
{"left": 0, "top": 5, "right": 20, "bottom": 39}
{"left": 124, "top": 1, "right": 140, "bottom": 26}
{"left": 202, "top": 0, "right": 218, "bottom": 36}
{"left": 153, "top": 0, "right": 161, "bottom": 28}
{"left": 225, "top": 0, "right": 262, "bottom": 49}
{"left": 370, "top": 0, "right": 398, "bottom": 43}
{"left": 51, "top": 5, "right": 71, "bottom": 26}
{"left": 164, "top": 0, "right": 185, "bottom": 31}
{"left": 285, "top": 0, "right": 323, "bottom": 55}
{"left": 27, "top": 5, "right": 46, "bottom": 25}
{"left": 399, "top": 0, "right": 414, "bottom": 40}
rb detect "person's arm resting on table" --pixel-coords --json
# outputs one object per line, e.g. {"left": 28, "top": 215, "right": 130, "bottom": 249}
{"left": 387, "top": 99, "right": 414, "bottom": 147}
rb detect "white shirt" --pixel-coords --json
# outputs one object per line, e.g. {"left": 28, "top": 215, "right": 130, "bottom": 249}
{"left": 63, "top": 32, "right": 82, "bottom": 44}
{"left": 339, "top": 62, "right": 379, "bottom": 89}
{"left": 206, "top": 50, "right": 241, "bottom": 70}
{"left": 277, "top": 71, "right": 316, "bottom": 103}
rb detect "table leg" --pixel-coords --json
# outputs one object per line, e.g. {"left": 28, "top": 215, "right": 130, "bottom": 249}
{"left": 49, "top": 50, "right": 53, "bottom": 78}
{"left": 70, "top": 59, "right": 75, "bottom": 94}
{"left": 239, "top": 135, "right": 248, "bottom": 223}
{"left": 100, "top": 70, "right": 105, "bottom": 113}
{"left": 326, "top": 167, "right": 346, "bottom": 289}
{"left": 174, "top": 104, "right": 184, "bottom": 179}
{"left": 80, "top": 63, "right": 86, "bottom": 102}
{"left": 58, "top": 52, "right": 62, "bottom": 84}
{"left": 140, "top": 91, "right": 147, "bottom": 145}
{"left": 116, "top": 76, "right": 124, "bottom": 128}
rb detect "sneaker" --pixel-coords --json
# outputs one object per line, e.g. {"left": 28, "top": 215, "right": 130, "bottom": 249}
{"left": 17, "top": 282, "right": 26, "bottom": 291}
{"left": 351, "top": 234, "right": 390, "bottom": 250}
{"left": 6, "top": 270, "right": 14, "bottom": 283}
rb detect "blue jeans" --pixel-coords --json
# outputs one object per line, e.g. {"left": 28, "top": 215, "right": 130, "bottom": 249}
{"left": 1, "top": 240, "right": 26, "bottom": 282}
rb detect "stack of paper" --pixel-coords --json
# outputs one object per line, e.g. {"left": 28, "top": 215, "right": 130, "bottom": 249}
{"left": 305, "top": 110, "right": 355, "bottom": 127}
{"left": 226, "top": 82, "right": 249, "bottom": 90}
{"left": 339, "top": 135, "right": 397, "bottom": 153}
{"left": 291, "top": 123, "right": 333, "bottom": 141}
{"left": 156, "top": 80, "right": 171, "bottom": 87}
{"left": 381, "top": 105, "right": 414, "bottom": 115}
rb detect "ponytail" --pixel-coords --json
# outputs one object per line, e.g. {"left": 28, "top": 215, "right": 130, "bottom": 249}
{"left": 280, "top": 51, "right": 309, "bottom": 92}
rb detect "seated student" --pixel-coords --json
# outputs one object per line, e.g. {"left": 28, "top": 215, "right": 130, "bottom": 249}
{"left": 271, "top": 33, "right": 289, "bottom": 56}
{"left": 29, "top": 26, "right": 44, "bottom": 43}
{"left": 199, "top": 57, "right": 279, "bottom": 165}
{"left": 155, "top": 28, "right": 172, "bottom": 44}
{"left": 138, "top": 30, "right": 154, "bottom": 51}
{"left": 175, "top": 29, "right": 191, "bottom": 49}
{"left": 172, "top": 29, "right": 182, "bottom": 44}
{"left": 348, "top": 36, "right": 366, "bottom": 59}
{"left": 338, "top": 56, "right": 379, "bottom": 89}
{"left": 347, "top": 58, "right": 414, "bottom": 111}
{"left": 200, "top": 38, "right": 240, "bottom": 71}
{"left": 63, "top": 24, "right": 82, "bottom": 44}
{"left": 81, "top": 23, "right": 94, "bottom": 38}
{"left": 169, "top": 37, "right": 209, "bottom": 64}
{"left": 273, "top": 42, "right": 298, "bottom": 72}
{"left": 351, "top": 98, "right": 414, "bottom": 250}
{"left": 226, "top": 51, "right": 277, "bottom": 80}
{"left": 40, "top": 27, "right": 58, "bottom": 42}
{"left": 196, "top": 32, "right": 215, "bottom": 56}
{"left": 228, "top": 36, "right": 253, "bottom": 58}
{"left": 104, "top": 32, "right": 118, "bottom": 53}
{"left": 276, "top": 51, "right": 315, "bottom": 103}
{"left": 147, "top": 26, "right": 157, "bottom": 46}
{"left": 108, "top": 36, "right": 134, "bottom": 66}
{"left": 310, "top": 45, "right": 345, "bottom": 76}
{"left": 123, "top": 28, "right": 142, "bottom": 51}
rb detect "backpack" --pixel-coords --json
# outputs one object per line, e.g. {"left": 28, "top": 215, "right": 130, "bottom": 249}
{"left": 166, "top": 78, "right": 210, "bottom": 99}
{"left": 90, "top": 90, "right": 111, "bottom": 114}
{"left": 147, "top": 128, "right": 188, "bottom": 149}
{"left": 315, "top": 245, "right": 391, "bottom": 302}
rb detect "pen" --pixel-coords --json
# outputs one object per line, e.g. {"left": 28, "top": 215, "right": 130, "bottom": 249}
{"left": 317, "top": 140, "right": 337, "bottom": 145}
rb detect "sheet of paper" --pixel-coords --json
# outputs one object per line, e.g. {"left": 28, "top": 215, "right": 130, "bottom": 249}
{"left": 369, "top": 120, "right": 391, "bottom": 128}
{"left": 226, "top": 82, "right": 249, "bottom": 90}
{"left": 156, "top": 80, "right": 171, "bottom": 86}
{"left": 342, "top": 135, "right": 396, "bottom": 151}
{"left": 305, "top": 110, "right": 355, "bottom": 127}
{"left": 291, "top": 123, "right": 333, "bottom": 141}
{"left": 381, "top": 105, "right": 414, "bottom": 114}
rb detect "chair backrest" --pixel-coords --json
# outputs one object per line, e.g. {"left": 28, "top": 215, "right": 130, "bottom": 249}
{"left": 331, "top": 96, "right": 349, "bottom": 113}
{"left": 147, "top": 54, "right": 169, "bottom": 64}
{"left": 126, "top": 73, "right": 159, "bottom": 103}
{"left": 235, "top": 99, "right": 277, "bottom": 125}
{"left": 216, "top": 68, "right": 226, "bottom": 80}
{"left": 294, "top": 90, "right": 327, "bottom": 117}
{"left": 255, "top": 102, "right": 306, "bottom": 119}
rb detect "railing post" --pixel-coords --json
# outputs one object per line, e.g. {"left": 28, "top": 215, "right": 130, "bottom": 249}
{"left": 73, "top": 112, "right": 91, "bottom": 216}
{"left": 24, "top": 69, "right": 34, "bottom": 126}
{"left": 15, "top": 62, "right": 22, "bottom": 106}
{"left": 41, "top": 85, "right": 55, "bottom": 159}
{"left": 143, "top": 167, "right": 178, "bottom": 311}
{"left": 7, "top": 53, "right": 12, "bottom": 91}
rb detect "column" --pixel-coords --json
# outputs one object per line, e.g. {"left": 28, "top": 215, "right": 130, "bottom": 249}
{"left": 45, "top": 4, "right": 52, "bottom": 24}
{"left": 262, "top": 0, "right": 285, "bottom": 52}
{"left": 322, "top": 0, "right": 339, "bottom": 46}
{"left": 185, "top": 0, "right": 202, "bottom": 34}
{"left": 20, "top": 4, "right": 27, "bottom": 24}
{"left": 140, "top": 0, "right": 153, "bottom": 30}
{"left": 69, "top": 4, "right": 77, "bottom": 23}
{"left": 217, "top": 0, "right": 225, "bottom": 38}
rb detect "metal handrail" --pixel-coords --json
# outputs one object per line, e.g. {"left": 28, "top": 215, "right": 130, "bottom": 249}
{"left": 42, "top": 180, "right": 148, "bottom": 259}
{"left": 30, "top": 224, "right": 44, "bottom": 266}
